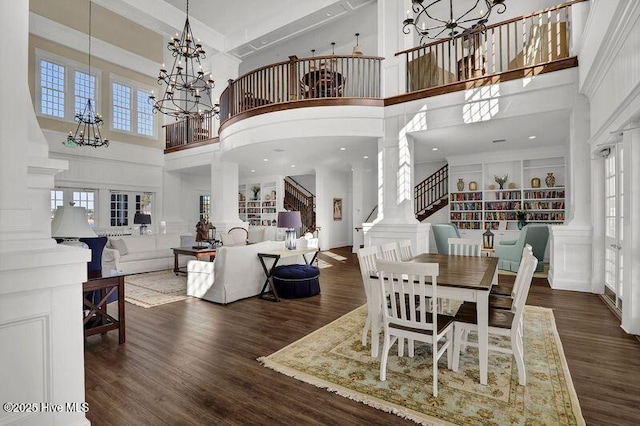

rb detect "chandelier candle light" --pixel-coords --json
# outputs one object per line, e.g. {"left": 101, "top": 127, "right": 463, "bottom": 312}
{"left": 65, "top": 0, "right": 108, "bottom": 148}
{"left": 149, "top": 0, "right": 217, "bottom": 119}
{"left": 403, "top": 0, "right": 507, "bottom": 44}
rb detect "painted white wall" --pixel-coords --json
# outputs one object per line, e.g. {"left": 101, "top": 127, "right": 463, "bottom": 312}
{"left": 315, "top": 167, "right": 351, "bottom": 249}
{"left": 289, "top": 174, "right": 315, "bottom": 194}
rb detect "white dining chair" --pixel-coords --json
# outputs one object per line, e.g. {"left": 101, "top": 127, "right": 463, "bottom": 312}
{"left": 379, "top": 242, "right": 400, "bottom": 261}
{"left": 490, "top": 244, "right": 534, "bottom": 311}
{"left": 447, "top": 237, "right": 482, "bottom": 256}
{"left": 452, "top": 247, "right": 538, "bottom": 385}
{"left": 397, "top": 239, "right": 413, "bottom": 261}
{"left": 357, "top": 246, "right": 381, "bottom": 356}
{"left": 376, "top": 259, "right": 454, "bottom": 397}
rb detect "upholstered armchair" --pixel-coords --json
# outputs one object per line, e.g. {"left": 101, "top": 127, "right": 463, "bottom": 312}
{"left": 495, "top": 223, "right": 549, "bottom": 272}
{"left": 221, "top": 227, "right": 248, "bottom": 246}
{"left": 431, "top": 223, "right": 461, "bottom": 254}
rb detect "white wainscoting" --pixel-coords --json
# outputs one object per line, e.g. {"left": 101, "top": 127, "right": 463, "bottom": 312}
{"left": 548, "top": 225, "right": 593, "bottom": 292}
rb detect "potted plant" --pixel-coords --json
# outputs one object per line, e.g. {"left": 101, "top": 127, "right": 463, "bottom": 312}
{"left": 252, "top": 185, "right": 261, "bottom": 200}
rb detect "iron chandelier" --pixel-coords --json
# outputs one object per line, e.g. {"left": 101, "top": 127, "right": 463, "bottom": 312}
{"left": 403, "top": 0, "right": 507, "bottom": 44}
{"left": 65, "top": 0, "right": 108, "bottom": 148}
{"left": 149, "top": 0, "right": 216, "bottom": 119}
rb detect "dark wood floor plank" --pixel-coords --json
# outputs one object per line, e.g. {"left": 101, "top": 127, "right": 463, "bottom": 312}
{"left": 85, "top": 247, "right": 640, "bottom": 425}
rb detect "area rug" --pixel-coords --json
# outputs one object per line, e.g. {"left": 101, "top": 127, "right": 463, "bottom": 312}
{"left": 124, "top": 270, "right": 188, "bottom": 308}
{"left": 259, "top": 305, "right": 584, "bottom": 425}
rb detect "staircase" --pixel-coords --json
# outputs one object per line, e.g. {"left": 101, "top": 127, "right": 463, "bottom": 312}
{"left": 284, "top": 177, "right": 316, "bottom": 232}
{"left": 415, "top": 164, "right": 449, "bottom": 222}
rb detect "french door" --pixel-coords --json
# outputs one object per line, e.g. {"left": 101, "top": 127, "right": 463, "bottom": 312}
{"left": 603, "top": 146, "right": 624, "bottom": 312}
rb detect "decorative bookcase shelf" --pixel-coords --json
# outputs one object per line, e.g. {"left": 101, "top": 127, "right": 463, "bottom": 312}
{"left": 239, "top": 181, "right": 279, "bottom": 226}
{"left": 449, "top": 156, "right": 566, "bottom": 231}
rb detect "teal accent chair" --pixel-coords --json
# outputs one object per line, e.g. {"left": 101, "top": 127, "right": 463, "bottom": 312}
{"left": 431, "top": 223, "right": 461, "bottom": 254}
{"left": 495, "top": 223, "right": 549, "bottom": 272}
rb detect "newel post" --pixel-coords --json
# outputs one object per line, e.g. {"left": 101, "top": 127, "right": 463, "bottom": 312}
{"left": 288, "top": 55, "right": 299, "bottom": 100}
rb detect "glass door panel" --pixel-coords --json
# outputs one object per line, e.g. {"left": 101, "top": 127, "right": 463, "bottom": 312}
{"left": 603, "top": 147, "right": 623, "bottom": 311}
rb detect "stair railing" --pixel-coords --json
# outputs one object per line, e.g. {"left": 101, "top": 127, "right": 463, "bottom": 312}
{"left": 284, "top": 178, "right": 316, "bottom": 232}
{"left": 415, "top": 164, "right": 448, "bottom": 218}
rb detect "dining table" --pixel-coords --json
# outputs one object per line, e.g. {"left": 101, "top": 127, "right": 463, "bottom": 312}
{"left": 369, "top": 253, "right": 498, "bottom": 386}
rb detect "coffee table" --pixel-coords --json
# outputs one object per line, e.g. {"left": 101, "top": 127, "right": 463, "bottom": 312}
{"left": 172, "top": 246, "right": 217, "bottom": 275}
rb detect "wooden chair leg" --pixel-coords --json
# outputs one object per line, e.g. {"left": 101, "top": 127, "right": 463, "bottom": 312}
{"left": 380, "top": 334, "right": 395, "bottom": 381}
{"left": 361, "top": 313, "right": 371, "bottom": 346}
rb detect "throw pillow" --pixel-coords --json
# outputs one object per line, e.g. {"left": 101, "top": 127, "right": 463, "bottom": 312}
{"left": 109, "top": 238, "right": 129, "bottom": 256}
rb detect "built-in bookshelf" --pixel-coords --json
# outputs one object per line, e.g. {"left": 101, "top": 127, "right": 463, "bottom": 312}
{"left": 449, "top": 156, "right": 566, "bottom": 230}
{"left": 239, "top": 181, "right": 279, "bottom": 226}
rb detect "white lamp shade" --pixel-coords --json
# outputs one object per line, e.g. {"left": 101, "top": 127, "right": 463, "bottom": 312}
{"left": 51, "top": 206, "right": 96, "bottom": 238}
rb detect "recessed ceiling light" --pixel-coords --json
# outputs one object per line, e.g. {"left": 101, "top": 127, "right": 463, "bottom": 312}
{"left": 340, "top": 147, "right": 346, "bottom": 151}
{"left": 263, "top": 158, "right": 268, "bottom": 162}
{"left": 291, "top": 164, "right": 296, "bottom": 168}
{"left": 261, "top": 40, "right": 267, "bottom": 45}
{"left": 529, "top": 135, "right": 537, "bottom": 139}
{"left": 432, "top": 147, "right": 439, "bottom": 151}
{"left": 326, "top": 12, "right": 332, "bottom": 16}
{"left": 363, "top": 155, "right": 369, "bottom": 159}
{"left": 250, "top": 169, "right": 255, "bottom": 173}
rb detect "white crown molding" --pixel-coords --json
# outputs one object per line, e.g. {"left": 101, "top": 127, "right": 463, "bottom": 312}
{"left": 580, "top": 1, "right": 640, "bottom": 98}
{"left": 29, "top": 12, "right": 159, "bottom": 78}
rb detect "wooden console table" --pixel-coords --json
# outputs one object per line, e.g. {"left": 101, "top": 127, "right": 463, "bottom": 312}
{"left": 172, "top": 246, "right": 217, "bottom": 275}
{"left": 83, "top": 269, "right": 126, "bottom": 344}
{"left": 257, "top": 247, "right": 319, "bottom": 302}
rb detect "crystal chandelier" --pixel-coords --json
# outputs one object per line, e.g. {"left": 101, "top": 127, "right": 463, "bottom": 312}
{"left": 149, "top": 0, "right": 216, "bottom": 119}
{"left": 65, "top": 0, "right": 108, "bottom": 148}
{"left": 403, "top": 0, "right": 507, "bottom": 44}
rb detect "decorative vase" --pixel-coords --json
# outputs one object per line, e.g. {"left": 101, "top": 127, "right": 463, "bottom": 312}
{"left": 545, "top": 172, "right": 555, "bottom": 188}
{"left": 468, "top": 181, "right": 478, "bottom": 191}
{"left": 457, "top": 178, "right": 464, "bottom": 192}
{"left": 531, "top": 177, "right": 541, "bottom": 188}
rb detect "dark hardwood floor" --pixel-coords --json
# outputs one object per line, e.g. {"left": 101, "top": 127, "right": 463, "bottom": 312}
{"left": 84, "top": 247, "right": 640, "bottom": 425}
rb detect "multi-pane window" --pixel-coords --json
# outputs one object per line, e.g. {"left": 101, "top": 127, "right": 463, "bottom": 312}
{"left": 199, "top": 195, "right": 211, "bottom": 220}
{"left": 110, "top": 193, "right": 129, "bottom": 226}
{"left": 137, "top": 90, "right": 154, "bottom": 136}
{"left": 40, "top": 60, "right": 65, "bottom": 118}
{"left": 74, "top": 71, "right": 96, "bottom": 117}
{"left": 73, "top": 191, "right": 95, "bottom": 227}
{"left": 112, "top": 83, "right": 131, "bottom": 131}
{"left": 50, "top": 190, "right": 64, "bottom": 219}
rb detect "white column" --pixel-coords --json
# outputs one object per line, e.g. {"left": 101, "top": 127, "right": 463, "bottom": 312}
{"left": 621, "top": 123, "right": 640, "bottom": 334}
{"left": 378, "top": 0, "right": 413, "bottom": 97}
{"left": 363, "top": 117, "right": 429, "bottom": 254}
{"left": 162, "top": 169, "right": 189, "bottom": 234}
{"left": 549, "top": 94, "right": 593, "bottom": 292}
{"left": 210, "top": 152, "right": 243, "bottom": 232}
{"left": 0, "top": 1, "right": 89, "bottom": 425}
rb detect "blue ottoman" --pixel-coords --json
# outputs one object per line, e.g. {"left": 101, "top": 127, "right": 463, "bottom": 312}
{"left": 272, "top": 264, "right": 320, "bottom": 298}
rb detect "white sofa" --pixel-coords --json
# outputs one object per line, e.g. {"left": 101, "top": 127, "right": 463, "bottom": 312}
{"left": 187, "top": 240, "right": 304, "bottom": 304}
{"left": 103, "top": 233, "right": 188, "bottom": 274}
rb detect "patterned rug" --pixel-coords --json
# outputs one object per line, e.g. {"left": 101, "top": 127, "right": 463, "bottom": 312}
{"left": 124, "top": 270, "right": 188, "bottom": 308}
{"left": 259, "top": 305, "right": 584, "bottom": 425}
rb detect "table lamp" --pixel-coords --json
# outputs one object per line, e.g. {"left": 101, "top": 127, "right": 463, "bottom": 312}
{"left": 277, "top": 211, "right": 302, "bottom": 250}
{"left": 134, "top": 213, "right": 152, "bottom": 235}
{"left": 51, "top": 204, "right": 96, "bottom": 247}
